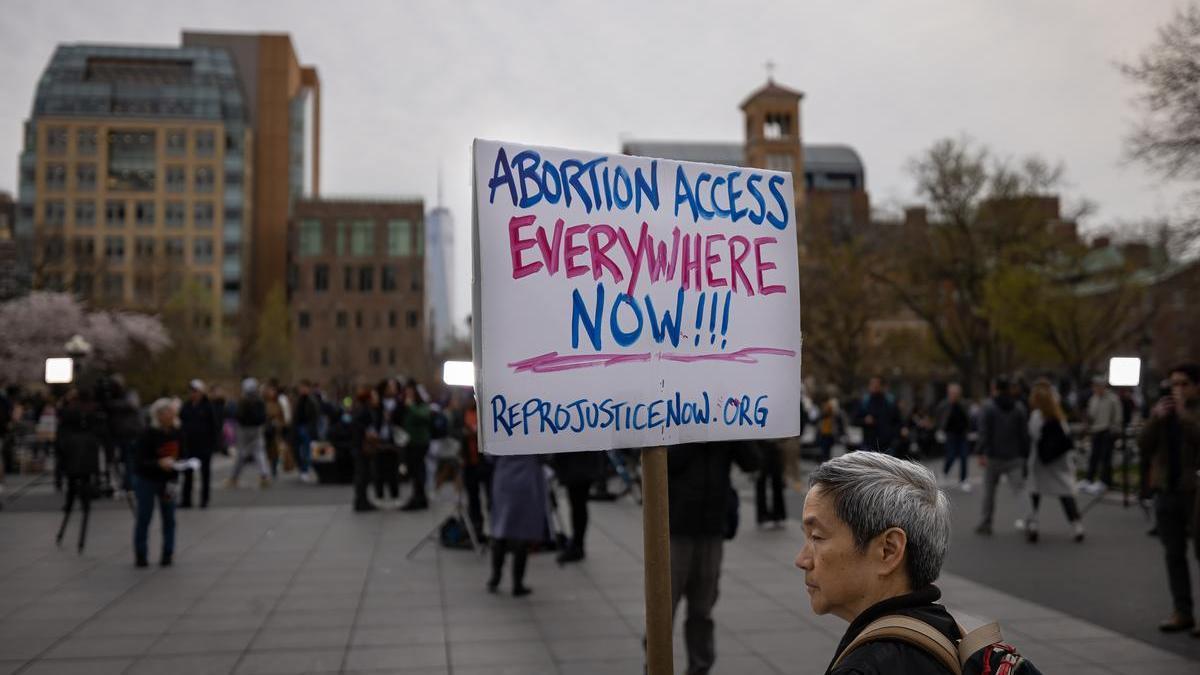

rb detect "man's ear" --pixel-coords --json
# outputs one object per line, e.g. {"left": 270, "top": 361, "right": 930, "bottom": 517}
{"left": 875, "top": 527, "right": 908, "bottom": 577}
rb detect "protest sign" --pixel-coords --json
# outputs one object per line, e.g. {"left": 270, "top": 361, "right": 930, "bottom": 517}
{"left": 472, "top": 139, "right": 802, "bottom": 455}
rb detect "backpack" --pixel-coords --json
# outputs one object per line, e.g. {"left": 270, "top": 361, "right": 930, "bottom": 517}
{"left": 439, "top": 516, "right": 475, "bottom": 549}
{"left": 236, "top": 397, "right": 267, "bottom": 427}
{"left": 834, "top": 615, "right": 1043, "bottom": 675}
{"left": 1036, "top": 418, "right": 1073, "bottom": 465}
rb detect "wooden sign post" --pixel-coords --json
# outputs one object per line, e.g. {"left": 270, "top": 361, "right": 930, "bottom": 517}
{"left": 642, "top": 446, "right": 673, "bottom": 674}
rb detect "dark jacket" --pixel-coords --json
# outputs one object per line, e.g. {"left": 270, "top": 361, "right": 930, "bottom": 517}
{"left": 828, "top": 585, "right": 961, "bottom": 675}
{"left": 977, "top": 394, "right": 1029, "bottom": 460}
{"left": 180, "top": 397, "right": 221, "bottom": 457}
{"left": 135, "top": 426, "right": 182, "bottom": 483}
{"left": 553, "top": 450, "right": 605, "bottom": 485}
{"left": 934, "top": 399, "right": 969, "bottom": 437}
{"left": 668, "top": 441, "right": 761, "bottom": 537}
{"left": 856, "top": 393, "right": 902, "bottom": 452}
{"left": 56, "top": 403, "right": 105, "bottom": 477}
{"left": 106, "top": 394, "right": 142, "bottom": 442}
{"left": 1138, "top": 397, "right": 1200, "bottom": 494}
{"left": 294, "top": 393, "right": 320, "bottom": 435}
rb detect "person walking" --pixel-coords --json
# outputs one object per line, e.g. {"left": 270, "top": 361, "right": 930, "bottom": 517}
{"left": 934, "top": 383, "right": 972, "bottom": 492}
{"left": 133, "top": 399, "right": 183, "bottom": 568}
{"left": 488, "top": 453, "right": 548, "bottom": 596}
{"left": 974, "top": 377, "right": 1030, "bottom": 536}
{"left": 227, "top": 378, "right": 270, "bottom": 489}
{"left": 372, "top": 379, "right": 404, "bottom": 503}
{"left": 350, "top": 386, "right": 379, "bottom": 512}
{"left": 816, "top": 396, "right": 843, "bottom": 463}
{"left": 666, "top": 440, "right": 761, "bottom": 674}
{"left": 179, "top": 380, "right": 220, "bottom": 509}
{"left": 399, "top": 380, "right": 432, "bottom": 511}
{"left": 755, "top": 440, "right": 787, "bottom": 528}
{"left": 104, "top": 378, "right": 142, "bottom": 495}
{"left": 855, "top": 376, "right": 902, "bottom": 454}
{"left": 293, "top": 380, "right": 320, "bottom": 483}
{"left": 1138, "top": 363, "right": 1200, "bottom": 636}
{"left": 553, "top": 450, "right": 605, "bottom": 563}
{"left": 1084, "top": 376, "right": 1123, "bottom": 494}
{"left": 1018, "top": 378, "right": 1085, "bottom": 544}
{"left": 55, "top": 388, "right": 105, "bottom": 553}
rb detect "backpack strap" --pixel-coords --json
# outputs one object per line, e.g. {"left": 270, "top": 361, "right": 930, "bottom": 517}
{"left": 832, "top": 615, "right": 962, "bottom": 675}
{"left": 958, "top": 621, "right": 1003, "bottom": 663}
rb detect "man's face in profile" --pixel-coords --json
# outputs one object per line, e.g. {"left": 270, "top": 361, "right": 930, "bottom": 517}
{"left": 795, "top": 486, "right": 872, "bottom": 621}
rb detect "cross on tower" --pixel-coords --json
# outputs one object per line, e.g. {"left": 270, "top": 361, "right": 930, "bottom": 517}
{"left": 765, "top": 60, "right": 776, "bottom": 83}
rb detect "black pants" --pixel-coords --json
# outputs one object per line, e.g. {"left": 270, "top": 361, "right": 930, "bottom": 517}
{"left": 181, "top": 451, "right": 212, "bottom": 507}
{"left": 755, "top": 446, "right": 786, "bottom": 524}
{"left": 564, "top": 480, "right": 591, "bottom": 553}
{"left": 463, "top": 462, "right": 492, "bottom": 536}
{"left": 353, "top": 448, "right": 372, "bottom": 508}
{"left": 373, "top": 450, "right": 400, "bottom": 500}
{"left": 1087, "top": 431, "right": 1115, "bottom": 485}
{"left": 671, "top": 535, "right": 724, "bottom": 674}
{"left": 489, "top": 538, "right": 529, "bottom": 588}
{"left": 1156, "top": 491, "right": 1200, "bottom": 618}
{"left": 1029, "top": 493, "right": 1081, "bottom": 522}
{"left": 405, "top": 444, "right": 428, "bottom": 505}
{"left": 57, "top": 474, "right": 93, "bottom": 551}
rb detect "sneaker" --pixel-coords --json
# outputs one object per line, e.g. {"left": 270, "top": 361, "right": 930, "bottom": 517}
{"left": 1159, "top": 613, "right": 1195, "bottom": 633}
{"left": 513, "top": 585, "right": 533, "bottom": 597}
{"left": 959, "top": 481, "right": 972, "bottom": 493}
{"left": 160, "top": 554, "right": 173, "bottom": 568}
{"left": 135, "top": 556, "right": 149, "bottom": 568}
{"left": 258, "top": 477, "right": 271, "bottom": 489}
{"left": 1025, "top": 520, "right": 1039, "bottom": 543}
{"left": 300, "top": 470, "right": 317, "bottom": 484}
{"left": 974, "top": 522, "right": 992, "bottom": 536}
{"left": 1073, "top": 521, "right": 1085, "bottom": 543}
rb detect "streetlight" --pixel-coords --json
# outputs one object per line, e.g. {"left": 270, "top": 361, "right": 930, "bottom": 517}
{"left": 1107, "top": 356, "right": 1141, "bottom": 508}
{"left": 44, "top": 358, "right": 74, "bottom": 385}
{"left": 442, "top": 360, "right": 474, "bottom": 388}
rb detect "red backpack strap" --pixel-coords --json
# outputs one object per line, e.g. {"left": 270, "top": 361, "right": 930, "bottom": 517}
{"left": 833, "top": 615, "right": 962, "bottom": 675}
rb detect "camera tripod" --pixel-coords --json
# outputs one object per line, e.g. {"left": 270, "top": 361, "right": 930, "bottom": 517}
{"left": 405, "top": 457, "right": 486, "bottom": 560}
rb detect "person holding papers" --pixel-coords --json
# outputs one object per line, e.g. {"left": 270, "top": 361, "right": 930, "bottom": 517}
{"left": 133, "top": 398, "right": 183, "bottom": 568}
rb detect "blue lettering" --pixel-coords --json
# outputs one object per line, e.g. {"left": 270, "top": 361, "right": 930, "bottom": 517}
{"left": 709, "top": 175, "right": 730, "bottom": 218}
{"left": 648, "top": 400, "right": 663, "bottom": 429}
{"left": 490, "top": 394, "right": 511, "bottom": 435}
{"left": 613, "top": 166, "right": 634, "bottom": 209}
{"left": 513, "top": 150, "right": 542, "bottom": 208}
{"left": 488, "top": 147, "right": 517, "bottom": 206}
{"left": 645, "top": 288, "right": 685, "bottom": 347}
{"left": 695, "top": 172, "right": 715, "bottom": 220}
{"left": 571, "top": 284, "right": 604, "bottom": 350}
{"left": 635, "top": 161, "right": 660, "bottom": 212}
{"left": 632, "top": 403, "right": 647, "bottom": 430}
{"left": 674, "top": 165, "right": 699, "bottom": 221}
{"left": 541, "top": 161, "right": 562, "bottom": 204}
{"left": 727, "top": 171, "right": 746, "bottom": 222}
{"left": 746, "top": 174, "right": 766, "bottom": 225}
{"left": 610, "top": 292, "right": 643, "bottom": 347}
{"left": 767, "top": 175, "right": 789, "bottom": 230}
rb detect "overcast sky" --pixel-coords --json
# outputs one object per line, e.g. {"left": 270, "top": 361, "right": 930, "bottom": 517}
{"left": 0, "top": 0, "right": 1191, "bottom": 328}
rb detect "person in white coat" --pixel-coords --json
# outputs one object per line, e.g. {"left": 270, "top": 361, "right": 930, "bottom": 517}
{"left": 1018, "top": 379, "right": 1084, "bottom": 543}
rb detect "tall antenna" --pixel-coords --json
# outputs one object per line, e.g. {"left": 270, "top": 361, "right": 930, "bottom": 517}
{"left": 765, "top": 59, "right": 776, "bottom": 83}
{"left": 436, "top": 166, "right": 444, "bottom": 209}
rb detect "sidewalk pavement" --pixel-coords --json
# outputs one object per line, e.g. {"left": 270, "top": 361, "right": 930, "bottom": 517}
{"left": 1, "top": 475, "right": 1197, "bottom": 675}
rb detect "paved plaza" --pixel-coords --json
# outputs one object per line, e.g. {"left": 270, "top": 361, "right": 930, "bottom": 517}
{"left": 2, "top": 458, "right": 1199, "bottom": 675}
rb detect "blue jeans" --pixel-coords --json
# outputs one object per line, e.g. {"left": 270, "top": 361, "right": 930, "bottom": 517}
{"left": 296, "top": 426, "right": 313, "bottom": 473}
{"left": 118, "top": 439, "right": 138, "bottom": 491}
{"left": 942, "top": 434, "right": 970, "bottom": 482}
{"left": 133, "top": 476, "right": 175, "bottom": 560}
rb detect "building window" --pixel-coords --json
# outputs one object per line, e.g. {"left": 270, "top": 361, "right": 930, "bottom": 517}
{"left": 388, "top": 348, "right": 396, "bottom": 366}
{"left": 75, "top": 201, "right": 96, "bottom": 227}
{"left": 320, "top": 347, "right": 330, "bottom": 366}
{"left": 411, "top": 268, "right": 423, "bottom": 292}
{"left": 194, "top": 166, "right": 215, "bottom": 193}
{"left": 166, "top": 166, "right": 186, "bottom": 192}
{"left": 165, "top": 201, "right": 185, "bottom": 228}
{"left": 387, "top": 219, "right": 412, "bottom": 256}
{"left": 42, "top": 236, "right": 64, "bottom": 262}
{"left": 195, "top": 273, "right": 213, "bottom": 291}
{"left": 193, "top": 202, "right": 214, "bottom": 228}
{"left": 46, "top": 126, "right": 68, "bottom": 154}
{"left": 336, "top": 221, "right": 347, "bottom": 255}
{"left": 134, "top": 275, "right": 154, "bottom": 300}
{"left": 195, "top": 130, "right": 215, "bottom": 157}
{"left": 351, "top": 220, "right": 375, "bottom": 256}
{"left": 45, "top": 163, "right": 67, "bottom": 191}
{"left": 225, "top": 206, "right": 241, "bottom": 225}
{"left": 343, "top": 265, "right": 354, "bottom": 291}
{"left": 388, "top": 310, "right": 397, "bottom": 328}
{"left": 134, "top": 237, "right": 155, "bottom": 259}
{"left": 406, "top": 311, "right": 419, "bottom": 329}
{"left": 77, "top": 128, "right": 98, "bottom": 155}
{"left": 765, "top": 153, "right": 794, "bottom": 173}
{"left": 75, "top": 163, "right": 97, "bottom": 191}
{"left": 298, "top": 311, "right": 310, "bottom": 330}
{"left": 369, "top": 348, "right": 381, "bottom": 366}
{"left": 105, "top": 200, "right": 126, "bottom": 227}
{"left": 73, "top": 237, "right": 95, "bottom": 261}
{"left": 336, "top": 311, "right": 347, "bottom": 329}
{"left": 764, "top": 113, "right": 791, "bottom": 140}
{"left": 298, "top": 219, "right": 322, "bottom": 257}
{"left": 381, "top": 265, "right": 397, "bottom": 292}
{"left": 104, "top": 236, "right": 125, "bottom": 263}
{"left": 165, "top": 237, "right": 185, "bottom": 260}
{"left": 225, "top": 170, "right": 242, "bottom": 186}
{"left": 106, "top": 130, "right": 156, "bottom": 191}
{"left": 44, "top": 200, "right": 66, "bottom": 226}
{"left": 313, "top": 264, "right": 329, "bottom": 292}
{"left": 74, "top": 272, "right": 94, "bottom": 296}
{"left": 416, "top": 219, "right": 424, "bottom": 254}
{"left": 193, "top": 238, "right": 214, "bottom": 264}
{"left": 355, "top": 311, "right": 363, "bottom": 329}
{"left": 102, "top": 273, "right": 124, "bottom": 300}
{"left": 135, "top": 201, "right": 155, "bottom": 227}
{"left": 359, "top": 266, "right": 374, "bottom": 292}
{"left": 166, "top": 129, "right": 187, "bottom": 156}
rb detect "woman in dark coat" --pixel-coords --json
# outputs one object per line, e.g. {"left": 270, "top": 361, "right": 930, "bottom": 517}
{"left": 133, "top": 398, "right": 183, "bottom": 568}
{"left": 488, "top": 454, "right": 548, "bottom": 596}
{"left": 55, "top": 388, "right": 105, "bottom": 553}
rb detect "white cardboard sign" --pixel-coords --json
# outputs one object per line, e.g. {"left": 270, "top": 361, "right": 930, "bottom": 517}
{"left": 472, "top": 139, "right": 801, "bottom": 455}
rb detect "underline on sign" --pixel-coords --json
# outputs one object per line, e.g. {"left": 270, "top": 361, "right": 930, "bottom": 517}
{"left": 507, "top": 347, "right": 796, "bottom": 374}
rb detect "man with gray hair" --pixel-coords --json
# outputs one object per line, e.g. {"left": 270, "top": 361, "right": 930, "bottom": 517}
{"left": 796, "top": 451, "right": 959, "bottom": 674}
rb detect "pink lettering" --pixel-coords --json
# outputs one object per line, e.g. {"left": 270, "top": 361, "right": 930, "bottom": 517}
{"left": 728, "top": 235, "right": 753, "bottom": 296}
{"left": 754, "top": 236, "right": 786, "bottom": 295}
{"left": 587, "top": 224, "right": 624, "bottom": 285}
{"left": 563, "top": 224, "right": 590, "bottom": 279}
{"left": 704, "top": 234, "right": 727, "bottom": 288}
{"left": 508, "top": 214, "right": 541, "bottom": 280}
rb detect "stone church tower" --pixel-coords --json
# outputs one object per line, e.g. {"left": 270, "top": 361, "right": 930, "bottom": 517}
{"left": 741, "top": 79, "right": 806, "bottom": 237}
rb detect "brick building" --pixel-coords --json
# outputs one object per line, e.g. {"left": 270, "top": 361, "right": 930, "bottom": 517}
{"left": 288, "top": 198, "right": 429, "bottom": 394}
